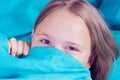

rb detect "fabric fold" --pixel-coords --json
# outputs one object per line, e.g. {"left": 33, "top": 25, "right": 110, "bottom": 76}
{"left": 0, "top": 47, "right": 91, "bottom": 80}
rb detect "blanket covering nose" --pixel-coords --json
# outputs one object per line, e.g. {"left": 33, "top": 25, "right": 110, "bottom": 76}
{"left": 0, "top": 44, "right": 91, "bottom": 80}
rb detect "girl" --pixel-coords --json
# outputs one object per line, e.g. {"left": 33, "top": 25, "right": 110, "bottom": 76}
{"left": 9, "top": 0, "right": 118, "bottom": 80}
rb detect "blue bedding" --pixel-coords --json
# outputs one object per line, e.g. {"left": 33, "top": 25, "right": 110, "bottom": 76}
{"left": 0, "top": 0, "right": 50, "bottom": 41}
{"left": 0, "top": 33, "right": 91, "bottom": 80}
{"left": 0, "top": 0, "right": 120, "bottom": 80}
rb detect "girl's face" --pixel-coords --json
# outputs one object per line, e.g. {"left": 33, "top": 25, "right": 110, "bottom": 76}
{"left": 31, "top": 9, "right": 91, "bottom": 68}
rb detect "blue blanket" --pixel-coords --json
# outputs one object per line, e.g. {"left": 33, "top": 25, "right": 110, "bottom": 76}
{"left": 0, "top": 33, "right": 91, "bottom": 80}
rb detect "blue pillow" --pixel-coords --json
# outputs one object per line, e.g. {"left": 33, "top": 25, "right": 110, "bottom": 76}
{"left": 0, "top": 0, "right": 50, "bottom": 41}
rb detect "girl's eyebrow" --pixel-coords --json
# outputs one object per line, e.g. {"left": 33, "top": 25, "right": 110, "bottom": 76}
{"left": 36, "top": 33, "right": 85, "bottom": 50}
{"left": 36, "top": 33, "right": 53, "bottom": 39}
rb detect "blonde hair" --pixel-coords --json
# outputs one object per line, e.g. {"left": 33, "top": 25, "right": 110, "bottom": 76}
{"left": 35, "top": 0, "right": 118, "bottom": 80}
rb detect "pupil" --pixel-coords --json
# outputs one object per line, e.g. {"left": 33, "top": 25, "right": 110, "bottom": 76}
{"left": 45, "top": 40, "right": 49, "bottom": 44}
{"left": 69, "top": 47, "right": 74, "bottom": 50}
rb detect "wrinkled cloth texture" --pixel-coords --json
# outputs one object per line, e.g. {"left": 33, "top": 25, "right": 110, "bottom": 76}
{"left": 0, "top": 34, "right": 91, "bottom": 80}
{"left": 0, "top": 33, "right": 8, "bottom": 54}
{"left": 0, "top": 0, "right": 50, "bottom": 41}
{"left": 107, "top": 57, "right": 120, "bottom": 80}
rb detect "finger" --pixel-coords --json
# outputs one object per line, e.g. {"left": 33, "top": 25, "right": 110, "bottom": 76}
{"left": 17, "top": 40, "right": 24, "bottom": 56}
{"left": 8, "top": 41, "right": 11, "bottom": 53}
{"left": 23, "top": 42, "right": 30, "bottom": 56}
{"left": 9, "top": 38, "right": 18, "bottom": 56}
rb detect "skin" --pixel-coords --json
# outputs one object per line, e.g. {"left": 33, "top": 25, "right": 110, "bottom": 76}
{"left": 31, "top": 9, "right": 91, "bottom": 68}
{"left": 9, "top": 38, "right": 30, "bottom": 56}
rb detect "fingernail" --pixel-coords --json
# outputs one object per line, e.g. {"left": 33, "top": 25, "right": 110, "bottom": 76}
{"left": 8, "top": 49, "right": 10, "bottom": 53}
{"left": 12, "top": 54, "right": 15, "bottom": 57}
{"left": 11, "top": 52, "right": 16, "bottom": 57}
{"left": 24, "top": 52, "right": 28, "bottom": 56}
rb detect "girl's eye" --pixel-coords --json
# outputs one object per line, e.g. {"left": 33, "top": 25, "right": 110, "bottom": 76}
{"left": 66, "top": 46, "right": 78, "bottom": 51}
{"left": 40, "top": 39, "right": 52, "bottom": 45}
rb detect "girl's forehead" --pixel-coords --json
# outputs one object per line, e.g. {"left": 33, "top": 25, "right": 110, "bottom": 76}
{"left": 45, "top": 9, "right": 85, "bottom": 24}
{"left": 37, "top": 9, "right": 88, "bottom": 31}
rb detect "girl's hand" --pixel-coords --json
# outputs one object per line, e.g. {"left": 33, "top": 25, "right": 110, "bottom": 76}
{"left": 9, "top": 38, "right": 30, "bottom": 57}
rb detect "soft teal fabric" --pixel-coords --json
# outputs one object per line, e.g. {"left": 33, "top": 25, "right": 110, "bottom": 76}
{"left": 99, "top": 0, "right": 120, "bottom": 30}
{"left": 87, "top": 0, "right": 103, "bottom": 8}
{"left": 0, "top": 33, "right": 8, "bottom": 55}
{"left": 0, "top": 0, "right": 50, "bottom": 41}
{"left": 0, "top": 45, "right": 91, "bottom": 80}
{"left": 107, "top": 57, "right": 120, "bottom": 80}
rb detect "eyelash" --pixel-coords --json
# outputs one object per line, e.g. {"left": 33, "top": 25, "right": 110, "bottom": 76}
{"left": 40, "top": 39, "right": 52, "bottom": 46}
{"left": 40, "top": 39, "right": 79, "bottom": 52}
{"left": 66, "top": 46, "right": 79, "bottom": 52}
